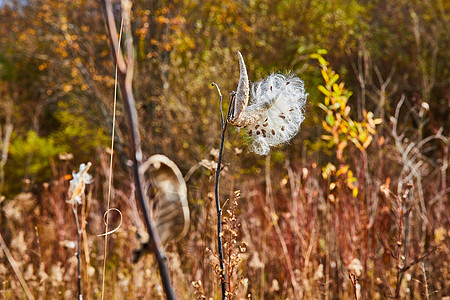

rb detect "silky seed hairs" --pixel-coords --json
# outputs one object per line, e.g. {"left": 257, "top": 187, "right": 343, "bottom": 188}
{"left": 228, "top": 52, "right": 307, "bottom": 155}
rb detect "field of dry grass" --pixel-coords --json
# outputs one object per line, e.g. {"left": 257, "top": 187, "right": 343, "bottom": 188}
{"left": 1, "top": 0, "right": 449, "bottom": 299}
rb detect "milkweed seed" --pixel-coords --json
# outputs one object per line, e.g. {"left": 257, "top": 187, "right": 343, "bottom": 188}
{"left": 263, "top": 123, "right": 268, "bottom": 127}
{"left": 256, "top": 131, "right": 260, "bottom": 135}
{"left": 280, "top": 115, "right": 286, "bottom": 119}
{"left": 255, "top": 125, "right": 259, "bottom": 129}
{"left": 262, "top": 129, "right": 266, "bottom": 137}
{"left": 272, "top": 129, "right": 276, "bottom": 135}
{"left": 281, "top": 126, "right": 285, "bottom": 131}
{"left": 249, "top": 130, "right": 253, "bottom": 136}
{"left": 286, "top": 81, "right": 290, "bottom": 85}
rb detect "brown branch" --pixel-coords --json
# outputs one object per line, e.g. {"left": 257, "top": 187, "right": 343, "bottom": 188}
{"left": 400, "top": 244, "right": 441, "bottom": 273}
{"left": 100, "top": 1, "right": 176, "bottom": 299}
{"left": 378, "top": 235, "right": 396, "bottom": 260}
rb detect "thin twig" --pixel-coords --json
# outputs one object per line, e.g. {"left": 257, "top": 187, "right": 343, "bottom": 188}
{"left": 101, "top": 6, "right": 123, "bottom": 300}
{"left": 397, "top": 183, "right": 412, "bottom": 294}
{"left": 0, "top": 231, "right": 35, "bottom": 300}
{"left": 422, "top": 262, "right": 429, "bottom": 300}
{"left": 211, "top": 83, "right": 224, "bottom": 129}
{"left": 100, "top": 1, "right": 176, "bottom": 299}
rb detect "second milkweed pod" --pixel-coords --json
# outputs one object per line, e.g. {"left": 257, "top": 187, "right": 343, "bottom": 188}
{"left": 229, "top": 52, "right": 307, "bottom": 155}
{"left": 140, "top": 154, "right": 190, "bottom": 245}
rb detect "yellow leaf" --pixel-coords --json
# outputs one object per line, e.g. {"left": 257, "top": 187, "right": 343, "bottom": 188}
{"left": 63, "top": 84, "right": 73, "bottom": 92}
{"left": 318, "top": 85, "right": 330, "bottom": 96}
{"left": 374, "top": 118, "right": 383, "bottom": 125}
{"left": 332, "top": 83, "right": 340, "bottom": 93}
{"left": 363, "top": 135, "right": 373, "bottom": 148}
{"left": 321, "top": 69, "right": 329, "bottom": 82}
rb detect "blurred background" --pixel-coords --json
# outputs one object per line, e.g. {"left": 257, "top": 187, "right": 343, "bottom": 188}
{"left": 0, "top": 0, "right": 448, "bottom": 299}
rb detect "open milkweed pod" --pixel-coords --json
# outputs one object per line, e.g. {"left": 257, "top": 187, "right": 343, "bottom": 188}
{"left": 140, "top": 154, "right": 190, "bottom": 245}
{"left": 229, "top": 52, "right": 308, "bottom": 155}
{"left": 229, "top": 51, "right": 250, "bottom": 124}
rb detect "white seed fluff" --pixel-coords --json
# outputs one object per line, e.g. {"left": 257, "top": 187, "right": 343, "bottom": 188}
{"left": 246, "top": 74, "right": 307, "bottom": 155}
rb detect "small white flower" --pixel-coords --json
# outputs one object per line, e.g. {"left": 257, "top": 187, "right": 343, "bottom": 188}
{"left": 229, "top": 52, "right": 307, "bottom": 155}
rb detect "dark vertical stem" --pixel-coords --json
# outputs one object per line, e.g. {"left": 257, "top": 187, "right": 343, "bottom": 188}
{"left": 214, "top": 90, "right": 234, "bottom": 300}
{"left": 215, "top": 127, "right": 227, "bottom": 299}
{"left": 101, "top": 1, "right": 176, "bottom": 299}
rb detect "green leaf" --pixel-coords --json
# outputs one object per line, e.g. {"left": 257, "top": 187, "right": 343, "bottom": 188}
{"left": 326, "top": 114, "right": 335, "bottom": 126}
{"left": 318, "top": 103, "right": 329, "bottom": 112}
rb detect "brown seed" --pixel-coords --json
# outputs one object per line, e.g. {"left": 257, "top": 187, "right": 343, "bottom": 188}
{"left": 249, "top": 130, "right": 253, "bottom": 136}
{"left": 270, "top": 86, "right": 273, "bottom": 91}
{"left": 280, "top": 115, "right": 286, "bottom": 119}
{"left": 262, "top": 129, "right": 266, "bottom": 137}
{"left": 286, "top": 81, "right": 290, "bottom": 85}
{"left": 281, "top": 126, "right": 285, "bottom": 131}
{"left": 263, "top": 123, "right": 268, "bottom": 127}
{"left": 289, "top": 108, "right": 294, "bottom": 111}
{"left": 272, "top": 129, "right": 276, "bottom": 135}
{"left": 255, "top": 125, "right": 259, "bottom": 129}
{"left": 264, "top": 118, "right": 268, "bottom": 122}
{"left": 256, "top": 131, "right": 260, "bottom": 135}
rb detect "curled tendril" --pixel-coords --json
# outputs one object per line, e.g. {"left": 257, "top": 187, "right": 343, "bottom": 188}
{"left": 211, "top": 82, "right": 225, "bottom": 129}
{"left": 97, "top": 208, "right": 123, "bottom": 237}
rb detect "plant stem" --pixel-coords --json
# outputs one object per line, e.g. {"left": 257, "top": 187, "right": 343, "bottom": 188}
{"left": 215, "top": 126, "right": 227, "bottom": 299}
{"left": 213, "top": 88, "right": 234, "bottom": 300}
{"left": 73, "top": 205, "right": 83, "bottom": 300}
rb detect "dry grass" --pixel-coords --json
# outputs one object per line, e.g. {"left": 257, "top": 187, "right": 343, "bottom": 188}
{"left": 0, "top": 102, "right": 448, "bottom": 300}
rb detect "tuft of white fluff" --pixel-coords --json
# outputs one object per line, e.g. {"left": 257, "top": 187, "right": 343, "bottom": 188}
{"left": 245, "top": 74, "right": 307, "bottom": 155}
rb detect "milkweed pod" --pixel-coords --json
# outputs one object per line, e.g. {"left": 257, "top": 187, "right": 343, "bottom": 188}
{"left": 231, "top": 51, "right": 250, "bottom": 124}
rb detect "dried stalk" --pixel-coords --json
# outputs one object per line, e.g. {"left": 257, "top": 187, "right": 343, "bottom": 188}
{"left": 71, "top": 203, "right": 83, "bottom": 300}
{"left": 0, "top": 232, "right": 35, "bottom": 300}
{"left": 100, "top": 1, "right": 176, "bottom": 299}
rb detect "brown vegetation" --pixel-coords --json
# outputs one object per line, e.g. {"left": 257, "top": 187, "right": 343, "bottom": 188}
{"left": 0, "top": 0, "right": 449, "bottom": 299}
